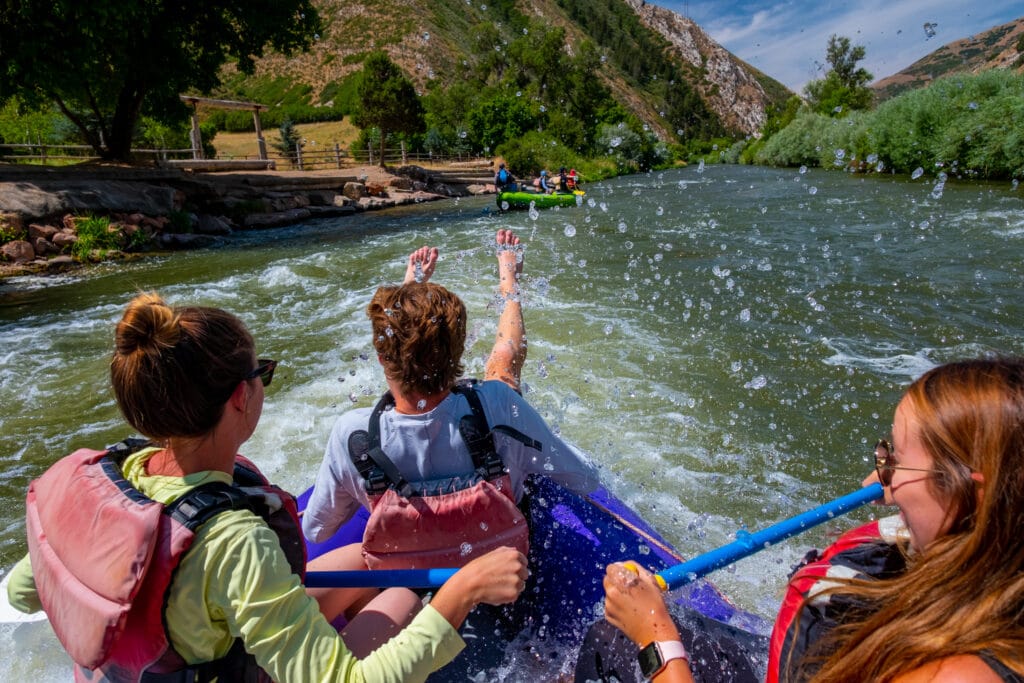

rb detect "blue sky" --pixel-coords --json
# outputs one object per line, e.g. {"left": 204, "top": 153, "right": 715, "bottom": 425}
{"left": 652, "top": 1, "right": 1023, "bottom": 92}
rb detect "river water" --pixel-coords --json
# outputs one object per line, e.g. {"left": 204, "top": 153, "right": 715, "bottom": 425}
{"left": 1, "top": 164, "right": 1022, "bottom": 678}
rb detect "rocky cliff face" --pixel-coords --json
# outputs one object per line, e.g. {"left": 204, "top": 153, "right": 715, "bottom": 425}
{"left": 624, "top": 0, "right": 786, "bottom": 136}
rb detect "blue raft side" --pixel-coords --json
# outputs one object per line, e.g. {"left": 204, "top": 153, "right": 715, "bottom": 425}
{"left": 296, "top": 476, "right": 769, "bottom": 642}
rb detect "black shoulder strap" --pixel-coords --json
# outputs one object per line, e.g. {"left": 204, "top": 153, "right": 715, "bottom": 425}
{"left": 454, "top": 381, "right": 543, "bottom": 452}
{"left": 452, "top": 381, "right": 543, "bottom": 480}
{"left": 166, "top": 481, "right": 255, "bottom": 531}
{"left": 348, "top": 392, "right": 413, "bottom": 497}
{"left": 453, "top": 381, "right": 504, "bottom": 479}
{"left": 104, "top": 437, "right": 154, "bottom": 465}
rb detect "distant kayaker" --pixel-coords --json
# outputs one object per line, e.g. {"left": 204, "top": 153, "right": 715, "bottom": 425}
{"left": 6, "top": 292, "right": 527, "bottom": 682}
{"left": 533, "top": 169, "right": 552, "bottom": 193}
{"left": 557, "top": 167, "right": 570, "bottom": 193}
{"left": 567, "top": 168, "right": 579, "bottom": 190}
{"left": 302, "top": 229, "right": 600, "bottom": 619}
{"left": 602, "top": 357, "right": 1024, "bottom": 682}
{"left": 493, "top": 162, "right": 516, "bottom": 192}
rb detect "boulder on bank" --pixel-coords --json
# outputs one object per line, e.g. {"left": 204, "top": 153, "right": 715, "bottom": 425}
{"left": 342, "top": 182, "right": 367, "bottom": 200}
{"left": 196, "top": 214, "right": 232, "bottom": 236}
{"left": 2, "top": 240, "right": 35, "bottom": 263}
{"left": 0, "top": 180, "right": 176, "bottom": 223}
{"left": 158, "top": 233, "right": 218, "bottom": 250}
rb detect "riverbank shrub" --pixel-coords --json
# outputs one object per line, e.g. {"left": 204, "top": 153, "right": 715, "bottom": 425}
{"left": 0, "top": 217, "right": 26, "bottom": 243}
{"left": 71, "top": 216, "right": 121, "bottom": 260}
{"left": 868, "top": 70, "right": 1024, "bottom": 178}
{"left": 757, "top": 71, "right": 1023, "bottom": 179}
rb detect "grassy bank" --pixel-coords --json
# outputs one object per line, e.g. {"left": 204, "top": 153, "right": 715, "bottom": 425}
{"left": 214, "top": 119, "right": 360, "bottom": 159}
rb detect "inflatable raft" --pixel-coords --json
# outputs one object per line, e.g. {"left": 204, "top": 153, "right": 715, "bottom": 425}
{"left": 0, "top": 474, "right": 770, "bottom": 681}
{"left": 301, "top": 474, "right": 770, "bottom": 681}
{"left": 496, "top": 190, "right": 584, "bottom": 210}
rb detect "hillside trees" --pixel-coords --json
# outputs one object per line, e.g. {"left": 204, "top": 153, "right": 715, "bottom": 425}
{"left": 0, "top": 0, "right": 320, "bottom": 161}
{"left": 555, "top": 0, "right": 725, "bottom": 142}
{"left": 352, "top": 52, "right": 426, "bottom": 167}
{"left": 804, "top": 35, "right": 874, "bottom": 115}
{"left": 423, "top": 19, "right": 626, "bottom": 167}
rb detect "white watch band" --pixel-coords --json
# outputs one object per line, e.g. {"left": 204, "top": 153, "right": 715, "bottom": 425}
{"left": 655, "top": 640, "right": 689, "bottom": 666}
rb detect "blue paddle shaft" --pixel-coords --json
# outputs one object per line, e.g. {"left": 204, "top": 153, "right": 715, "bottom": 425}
{"left": 657, "top": 483, "right": 884, "bottom": 590}
{"left": 305, "top": 568, "right": 457, "bottom": 589}
{"left": 303, "top": 483, "right": 884, "bottom": 590}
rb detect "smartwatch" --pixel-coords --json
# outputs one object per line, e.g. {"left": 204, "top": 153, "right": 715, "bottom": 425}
{"left": 637, "top": 640, "right": 689, "bottom": 679}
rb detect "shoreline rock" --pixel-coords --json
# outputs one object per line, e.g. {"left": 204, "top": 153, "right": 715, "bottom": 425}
{"left": 0, "top": 162, "right": 495, "bottom": 281}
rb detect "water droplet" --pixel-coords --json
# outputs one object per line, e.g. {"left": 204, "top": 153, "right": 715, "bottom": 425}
{"left": 911, "top": 167, "right": 924, "bottom": 180}
{"left": 609, "top": 137, "right": 622, "bottom": 148}
{"left": 656, "top": 206, "right": 664, "bottom": 216}
{"left": 799, "top": 165, "right": 807, "bottom": 174}
{"left": 460, "top": 542, "right": 473, "bottom": 556}
{"left": 564, "top": 225, "right": 576, "bottom": 237}
{"left": 422, "top": 32, "right": 430, "bottom": 41}
{"left": 480, "top": 522, "right": 489, "bottom": 531}
{"left": 603, "top": 323, "right": 614, "bottom": 335}
{"left": 416, "top": 399, "right": 426, "bottom": 410}
{"left": 697, "top": 159, "right": 705, "bottom": 173}
{"left": 744, "top": 376, "right": 767, "bottom": 390}
{"left": 385, "top": 326, "right": 394, "bottom": 337}
{"left": 617, "top": 221, "right": 627, "bottom": 233}
{"left": 739, "top": 308, "right": 751, "bottom": 322}
{"left": 808, "top": 186, "right": 817, "bottom": 195}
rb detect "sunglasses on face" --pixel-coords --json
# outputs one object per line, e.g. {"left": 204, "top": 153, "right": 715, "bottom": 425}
{"left": 245, "top": 359, "right": 278, "bottom": 387}
{"left": 873, "top": 438, "right": 943, "bottom": 487}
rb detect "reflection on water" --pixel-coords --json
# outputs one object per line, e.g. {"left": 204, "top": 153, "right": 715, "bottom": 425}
{"left": 2, "top": 165, "right": 1022, "bottom": 678}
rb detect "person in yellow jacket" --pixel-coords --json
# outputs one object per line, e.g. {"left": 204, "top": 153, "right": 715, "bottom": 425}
{"left": 7, "top": 292, "right": 527, "bottom": 682}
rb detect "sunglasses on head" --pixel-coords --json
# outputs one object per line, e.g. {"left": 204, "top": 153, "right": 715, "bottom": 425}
{"left": 245, "top": 359, "right": 278, "bottom": 387}
{"left": 873, "top": 438, "right": 943, "bottom": 487}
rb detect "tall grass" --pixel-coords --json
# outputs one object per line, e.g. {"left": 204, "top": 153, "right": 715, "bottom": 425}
{"left": 71, "top": 215, "right": 121, "bottom": 260}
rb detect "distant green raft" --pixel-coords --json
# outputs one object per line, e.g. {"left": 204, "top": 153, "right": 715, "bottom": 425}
{"left": 496, "top": 190, "right": 585, "bottom": 210}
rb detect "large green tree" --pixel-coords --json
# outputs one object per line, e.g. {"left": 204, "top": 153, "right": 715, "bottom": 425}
{"left": 351, "top": 52, "right": 425, "bottom": 168}
{"left": 804, "top": 35, "right": 874, "bottom": 115}
{"left": 0, "top": 0, "right": 320, "bottom": 161}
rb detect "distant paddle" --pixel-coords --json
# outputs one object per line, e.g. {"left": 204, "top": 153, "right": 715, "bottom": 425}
{"left": 303, "top": 483, "right": 885, "bottom": 590}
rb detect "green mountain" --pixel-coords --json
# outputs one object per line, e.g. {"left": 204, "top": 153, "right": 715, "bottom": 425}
{"left": 212, "top": 0, "right": 792, "bottom": 140}
{"left": 871, "top": 16, "right": 1024, "bottom": 102}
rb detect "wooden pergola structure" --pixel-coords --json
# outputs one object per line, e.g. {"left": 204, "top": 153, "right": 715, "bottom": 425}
{"left": 179, "top": 95, "right": 269, "bottom": 160}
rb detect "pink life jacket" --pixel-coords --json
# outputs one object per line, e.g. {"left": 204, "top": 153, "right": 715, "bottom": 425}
{"left": 25, "top": 440, "right": 305, "bottom": 682}
{"left": 767, "top": 515, "right": 905, "bottom": 683}
{"left": 349, "top": 381, "right": 538, "bottom": 570}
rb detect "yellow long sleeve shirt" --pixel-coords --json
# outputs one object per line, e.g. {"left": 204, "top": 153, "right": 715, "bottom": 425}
{"left": 8, "top": 448, "right": 464, "bottom": 682}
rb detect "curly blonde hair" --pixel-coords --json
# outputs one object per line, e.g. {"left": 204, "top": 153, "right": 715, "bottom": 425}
{"left": 367, "top": 282, "right": 466, "bottom": 396}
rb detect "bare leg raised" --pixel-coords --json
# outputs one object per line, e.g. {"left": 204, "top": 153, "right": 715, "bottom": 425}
{"left": 484, "top": 229, "right": 527, "bottom": 391}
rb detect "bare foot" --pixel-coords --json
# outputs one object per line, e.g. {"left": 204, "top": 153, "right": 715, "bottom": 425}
{"left": 403, "top": 246, "right": 439, "bottom": 284}
{"left": 495, "top": 229, "right": 523, "bottom": 297}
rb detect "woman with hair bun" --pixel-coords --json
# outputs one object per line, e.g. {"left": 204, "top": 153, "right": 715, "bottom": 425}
{"left": 7, "top": 292, "right": 527, "bottom": 682}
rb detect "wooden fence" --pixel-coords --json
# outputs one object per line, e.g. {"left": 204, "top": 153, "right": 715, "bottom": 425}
{"left": 0, "top": 144, "right": 193, "bottom": 164}
{"left": 1, "top": 142, "right": 489, "bottom": 172}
